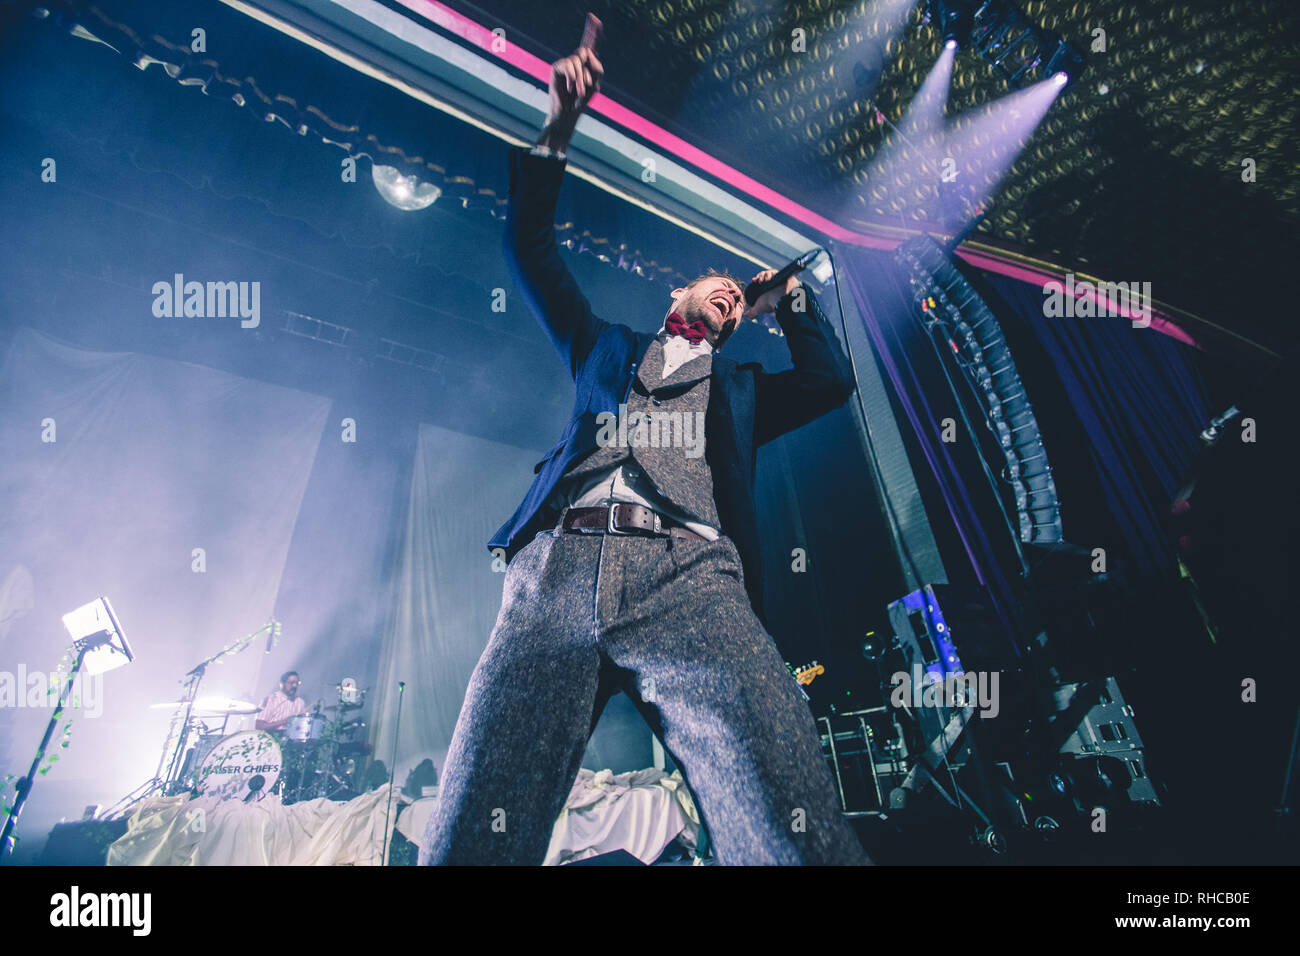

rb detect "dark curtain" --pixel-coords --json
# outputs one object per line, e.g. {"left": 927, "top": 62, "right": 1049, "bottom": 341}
{"left": 981, "top": 273, "right": 1210, "bottom": 574}
{"left": 839, "top": 245, "right": 1212, "bottom": 652}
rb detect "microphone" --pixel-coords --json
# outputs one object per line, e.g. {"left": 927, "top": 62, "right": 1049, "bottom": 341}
{"left": 1199, "top": 405, "right": 1240, "bottom": 446}
{"left": 264, "top": 620, "right": 281, "bottom": 654}
{"left": 244, "top": 774, "right": 266, "bottom": 803}
{"left": 742, "top": 248, "right": 823, "bottom": 307}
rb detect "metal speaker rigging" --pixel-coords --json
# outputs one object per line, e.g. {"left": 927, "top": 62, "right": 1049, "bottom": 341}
{"left": 893, "top": 235, "right": 1064, "bottom": 546}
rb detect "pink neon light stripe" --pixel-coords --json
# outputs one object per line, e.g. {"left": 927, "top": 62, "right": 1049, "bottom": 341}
{"left": 395, "top": 0, "right": 883, "bottom": 247}
{"left": 391, "top": 0, "right": 1193, "bottom": 346}
{"left": 955, "top": 249, "right": 1197, "bottom": 347}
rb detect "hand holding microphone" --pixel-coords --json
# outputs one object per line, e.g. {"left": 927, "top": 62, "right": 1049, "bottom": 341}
{"left": 742, "top": 269, "right": 802, "bottom": 320}
{"left": 741, "top": 247, "right": 823, "bottom": 320}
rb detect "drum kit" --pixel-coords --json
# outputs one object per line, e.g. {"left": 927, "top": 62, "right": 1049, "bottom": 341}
{"left": 102, "top": 622, "right": 378, "bottom": 818}
{"left": 272, "top": 689, "right": 372, "bottom": 804}
{"left": 134, "top": 681, "right": 372, "bottom": 806}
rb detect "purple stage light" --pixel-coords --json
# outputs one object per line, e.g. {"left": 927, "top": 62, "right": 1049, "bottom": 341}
{"left": 853, "top": 45, "right": 957, "bottom": 229}
{"left": 935, "top": 73, "right": 1067, "bottom": 233}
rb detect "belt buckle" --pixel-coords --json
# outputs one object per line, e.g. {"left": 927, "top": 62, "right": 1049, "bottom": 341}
{"left": 608, "top": 503, "right": 662, "bottom": 536}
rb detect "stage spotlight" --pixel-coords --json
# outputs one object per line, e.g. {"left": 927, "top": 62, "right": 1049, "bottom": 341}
{"left": 62, "top": 596, "right": 133, "bottom": 676}
{"left": 371, "top": 163, "right": 440, "bottom": 211}
{"left": 1043, "top": 37, "right": 1086, "bottom": 87}
{"left": 1053, "top": 72, "right": 1068, "bottom": 86}
{"left": 924, "top": 0, "right": 973, "bottom": 48}
{"left": 929, "top": 0, "right": 1085, "bottom": 90}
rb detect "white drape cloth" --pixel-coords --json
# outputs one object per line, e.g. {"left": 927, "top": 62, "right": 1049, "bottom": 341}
{"left": 106, "top": 786, "right": 403, "bottom": 866}
{"left": 397, "top": 768, "right": 700, "bottom": 865}
{"left": 369, "top": 425, "right": 542, "bottom": 785}
{"left": 544, "top": 768, "right": 701, "bottom": 865}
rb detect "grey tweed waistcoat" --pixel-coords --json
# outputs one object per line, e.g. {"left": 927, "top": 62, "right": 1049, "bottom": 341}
{"left": 561, "top": 337, "right": 719, "bottom": 527}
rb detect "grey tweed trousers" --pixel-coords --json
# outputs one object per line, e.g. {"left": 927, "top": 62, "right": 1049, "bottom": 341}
{"left": 420, "top": 522, "right": 870, "bottom": 865}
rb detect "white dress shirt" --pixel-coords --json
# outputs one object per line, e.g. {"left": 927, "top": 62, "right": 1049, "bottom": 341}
{"left": 259, "top": 690, "right": 306, "bottom": 728}
{"left": 557, "top": 328, "right": 720, "bottom": 540}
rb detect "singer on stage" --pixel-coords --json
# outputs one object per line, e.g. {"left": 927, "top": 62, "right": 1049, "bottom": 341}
{"left": 422, "top": 37, "right": 868, "bottom": 865}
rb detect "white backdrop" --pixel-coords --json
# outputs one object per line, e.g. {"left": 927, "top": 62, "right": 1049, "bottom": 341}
{"left": 0, "top": 327, "right": 329, "bottom": 839}
{"left": 369, "top": 423, "right": 538, "bottom": 785}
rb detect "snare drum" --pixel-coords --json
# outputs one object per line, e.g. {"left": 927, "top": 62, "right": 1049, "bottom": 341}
{"left": 284, "top": 713, "right": 325, "bottom": 743}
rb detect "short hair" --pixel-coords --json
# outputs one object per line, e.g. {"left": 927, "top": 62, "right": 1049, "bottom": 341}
{"left": 686, "top": 267, "right": 745, "bottom": 295}
{"left": 279, "top": 670, "right": 299, "bottom": 684}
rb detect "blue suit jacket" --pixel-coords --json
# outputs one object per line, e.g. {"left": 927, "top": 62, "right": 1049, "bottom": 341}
{"left": 489, "top": 146, "right": 856, "bottom": 622}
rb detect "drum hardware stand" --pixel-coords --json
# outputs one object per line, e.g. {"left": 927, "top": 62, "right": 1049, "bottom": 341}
{"left": 317, "top": 727, "right": 348, "bottom": 801}
{"left": 287, "top": 738, "right": 319, "bottom": 803}
{"left": 324, "top": 766, "right": 352, "bottom": 800}
{"left": 105, "top": 708, "right": 191, "bottom": 817}
{"left": 104, "top": 620, "right": 278, "bottom": 818}
{"left": 280, "top": 703, "right": 335, "bottom": 803}
{"left": 381, "top": 681, "right": 405, "bottom": 866}
{"left": 160, "top": 666, "right": 209, "bottom": 796}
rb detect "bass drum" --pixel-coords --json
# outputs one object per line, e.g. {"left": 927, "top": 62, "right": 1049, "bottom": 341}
{"left": 195, "top": 730, "right": 282, "bottom": 801}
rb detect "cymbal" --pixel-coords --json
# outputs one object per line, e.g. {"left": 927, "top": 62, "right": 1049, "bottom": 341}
{"left": 150, "top": 696, "right": 262, "bottom": 716}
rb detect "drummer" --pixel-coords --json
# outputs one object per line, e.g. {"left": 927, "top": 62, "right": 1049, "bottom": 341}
{"left": 255, "top": 670, "right": 306, "bottom": 732}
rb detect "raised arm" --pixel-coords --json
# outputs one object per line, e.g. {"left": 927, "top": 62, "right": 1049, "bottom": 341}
{"left": 749, "top": 278, "right": 857, "bottom": 446}
{"left": 502, "top": 38, "right": 608, "bottom": 379}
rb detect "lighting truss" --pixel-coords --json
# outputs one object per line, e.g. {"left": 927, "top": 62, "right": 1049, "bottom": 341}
{"left": 923, "top": 0, "right": 1085, "bottom": 89}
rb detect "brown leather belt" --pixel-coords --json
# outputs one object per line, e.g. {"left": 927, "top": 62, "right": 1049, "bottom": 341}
{"left": 561, "top": 503, "right": 706, "bottom": 541}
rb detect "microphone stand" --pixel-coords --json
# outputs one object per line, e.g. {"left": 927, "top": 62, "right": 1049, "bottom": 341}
{"left": 381, "top": 681, "right": 405, "bottom": 865}
{"left": 164, "top": 622, "right": 274, "bottom": 796}
{"left": 104, "top": 620, "right": 278, "bottom": 818}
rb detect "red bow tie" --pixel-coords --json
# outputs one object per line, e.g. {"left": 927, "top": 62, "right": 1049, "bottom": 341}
{"left": 665, "top": 311, "right": 709, "bottom": 345}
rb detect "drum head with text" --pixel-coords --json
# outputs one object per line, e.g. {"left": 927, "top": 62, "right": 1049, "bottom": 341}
{"left": 195, "top": 730, "right": 282, "bottom": 800}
